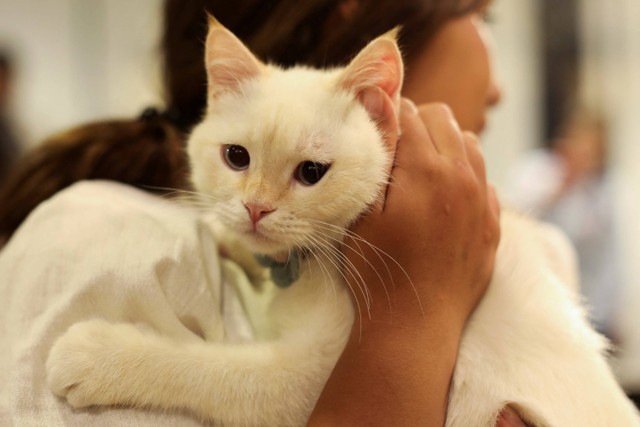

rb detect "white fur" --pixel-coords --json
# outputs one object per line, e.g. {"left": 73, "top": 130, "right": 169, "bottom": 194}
{"left": 47, "top": 22, "right": 639, "bottom": 427}
{"left": 448, "top": 213, "right": 639, "bottom": 426}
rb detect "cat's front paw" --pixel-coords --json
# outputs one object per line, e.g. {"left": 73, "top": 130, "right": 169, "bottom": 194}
{"left": 46, "top": 319, "right": 137, "bottom": 408}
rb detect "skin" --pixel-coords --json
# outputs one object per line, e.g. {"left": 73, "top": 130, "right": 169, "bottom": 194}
{"left": 310, "top": 3, "right": 531, "bottom": 426}
{"left": 403, "top": 12, "right": 502, "bottom": 134}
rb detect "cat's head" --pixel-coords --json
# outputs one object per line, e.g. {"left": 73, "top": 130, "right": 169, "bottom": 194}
{"left": 188, "top": 16, "right": 403, "bottom": 256}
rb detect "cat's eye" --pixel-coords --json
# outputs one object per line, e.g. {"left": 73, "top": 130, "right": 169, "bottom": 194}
{"left": 222, "top": 145, "right": 250, "bottom": 171}
{"left": 295, "top": 161, "right": 330, "bottom": 186}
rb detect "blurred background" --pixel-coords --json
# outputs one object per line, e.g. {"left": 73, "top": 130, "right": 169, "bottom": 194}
{"left": 0, "top": 0, "right": 639, "bottom": 400}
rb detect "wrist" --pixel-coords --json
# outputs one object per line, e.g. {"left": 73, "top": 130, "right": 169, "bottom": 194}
{"left": 309, "top": 294, "right": 465, "bottom": 427}
{"left": 352, "top": 276, "right": 469, "bottom": 338}
{"left": 353, "top": 295, "right": 465, "bottom": 358}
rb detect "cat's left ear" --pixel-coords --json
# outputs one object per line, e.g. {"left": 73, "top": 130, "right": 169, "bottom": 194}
{"left": 338, "top": 28, "right": 404, "bottom": 120}
{"left": 204, "top": 15, "right": 265, "bottom": 100}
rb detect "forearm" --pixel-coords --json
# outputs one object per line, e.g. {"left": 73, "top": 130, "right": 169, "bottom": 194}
{"left": 308, "top": 299, "right": 464, "bottom": 426}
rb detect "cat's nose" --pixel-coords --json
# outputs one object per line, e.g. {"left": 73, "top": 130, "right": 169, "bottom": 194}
{"left": 243, "top": 202, "right": 275, "bottom": 227}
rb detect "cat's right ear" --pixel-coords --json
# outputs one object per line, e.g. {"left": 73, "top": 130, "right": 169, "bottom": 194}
{"left": 338, "top": 28, "right": 404, "bottom": 121}
{"left": 204, "top": 15, "right": 264, "bottom": 100}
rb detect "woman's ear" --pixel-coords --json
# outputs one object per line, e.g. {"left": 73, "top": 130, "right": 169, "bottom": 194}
{"left": 204, "top": 15, "right": 265, "bottom": 101}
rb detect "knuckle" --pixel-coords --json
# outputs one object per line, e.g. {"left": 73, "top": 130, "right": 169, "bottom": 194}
{"left": 462, "top": 131, "right": 480, "bottom": 145}
{"left": 463, "top": 133, "right": 483, "bottom": 159}
{"left": 433, "top": 103, "right": 454, "bottom": 117}
{"left": 420, "top": 102, "right": 454, "bottom": 121}
{"left": 460, "top": 173, "right": 480, "bottom": 198}
{"left": 454, "top": 160, "right": 480, "bottom": 192}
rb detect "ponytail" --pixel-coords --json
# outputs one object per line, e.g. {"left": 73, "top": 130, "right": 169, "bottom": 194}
{"left": 0, "top": 111, "right": 189, "bottom": 245}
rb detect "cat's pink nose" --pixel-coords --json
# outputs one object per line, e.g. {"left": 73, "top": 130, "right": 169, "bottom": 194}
{"left": 243, "top": 202, "right": 275, "bottom": 227}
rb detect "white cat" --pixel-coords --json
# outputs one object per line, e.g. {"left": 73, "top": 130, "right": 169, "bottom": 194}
{"left": 47, "top": 17, "right": 640, "bottom": 427}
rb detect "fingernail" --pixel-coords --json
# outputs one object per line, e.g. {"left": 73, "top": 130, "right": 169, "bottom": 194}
{"left": 401, "top": 98, "right": 419, "bottom": 115}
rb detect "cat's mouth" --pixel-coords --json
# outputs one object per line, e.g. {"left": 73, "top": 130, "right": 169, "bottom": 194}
{"left": 245, "top": 229, "right": 274, "bottom": 243}
{"left": 239, "top": 228, "right": 286, "bottom": 255}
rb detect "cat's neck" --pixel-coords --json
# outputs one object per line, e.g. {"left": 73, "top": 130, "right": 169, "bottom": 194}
{"left": 257, "top": 242, "right": 345, "bottom": 292}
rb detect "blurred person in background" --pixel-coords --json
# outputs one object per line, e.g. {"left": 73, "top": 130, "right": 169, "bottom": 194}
{"left": 0, "top": 50, "right": 21, "bottom": 183}
{"left": 506, "top": 111, "right": 621, "bottom": 341}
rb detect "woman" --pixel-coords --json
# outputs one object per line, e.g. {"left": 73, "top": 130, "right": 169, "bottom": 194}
{"left": 0, "top": 0, "right": 511, "bottom": 425}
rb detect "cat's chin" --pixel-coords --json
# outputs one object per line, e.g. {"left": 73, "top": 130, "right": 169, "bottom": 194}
{"left": 237, "top": 230, "right": 290, "bottom": 259}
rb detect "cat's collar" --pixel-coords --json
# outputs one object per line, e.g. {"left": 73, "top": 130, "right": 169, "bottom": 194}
{"left": 254, "top": 250, "right": 306, "bottom": 289}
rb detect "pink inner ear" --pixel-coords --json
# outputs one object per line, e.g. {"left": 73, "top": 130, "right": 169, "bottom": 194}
{"left": 207, "top": 57, "right": 260, "bottom": 91}
{"left": 358, "top": 87, "right": 387, "bottom": 122}
{"left": 376, "top": 53, "right": 402, "bottom": 97}
{"left": 205, "top": 27, "right": 263, "bottom": 98}
{"left": 339, "top": 37, "right": 403, "bottom": 115}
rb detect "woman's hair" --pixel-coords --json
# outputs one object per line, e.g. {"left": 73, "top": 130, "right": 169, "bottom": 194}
{"left": 0, "top": 113, "right": 188, "bottom": 244}
{"left": 163, "top": 0, "right": 484, "bottom": 132}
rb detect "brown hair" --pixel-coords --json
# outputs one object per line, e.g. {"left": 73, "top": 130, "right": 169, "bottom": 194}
{"left": 0, "top": 114, "right": 188, "bottom": 244}
{"left": 163, "top": 0, "right": 484, "bottom": 132}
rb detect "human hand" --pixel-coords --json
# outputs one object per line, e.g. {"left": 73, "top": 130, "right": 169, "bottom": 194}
{"left": 311, "top": 95, "right": 500, "bottom": 427}
{"left": 344, "top": 96, "right": 500, "bottom": 329}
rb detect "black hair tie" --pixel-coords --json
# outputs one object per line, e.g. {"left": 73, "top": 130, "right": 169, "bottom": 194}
{"left": 139, "top": 107, "right": 162, "bottom": 122}
{"left": 138, "top": 106, "right": 185, "bottom": 130}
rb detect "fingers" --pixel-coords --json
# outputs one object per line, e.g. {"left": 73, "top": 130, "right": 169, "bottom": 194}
{"left": 394, "top": 102, "right": 468, "bottom": 175}
{"left": 347, "top": 99, "right": 502, "bottom": 327}
{"left": 419, "top": 104, "right": 465, "bottom": 159}
{"left": 387, "top": 101, "right": 474, "bottom": 207}
{"left": 383, "top": 101, "right": 497, "bottom": 246}
{"left": 394, "top": 101, "right": 469, "bottom": 176}
{"left": 463, "top": 131, "right": 486, "bottom": 183}
{"left": 378, "top": 99, "right": 434, "bottom": 213}
{"left": 396, "top": 98, "right": 437, "bottom": 159}
{"left": 394, "top": 98, "right": 437, "bottom": 170}
{"left": 462, "top": 130, "right": 501, "bottom": 249}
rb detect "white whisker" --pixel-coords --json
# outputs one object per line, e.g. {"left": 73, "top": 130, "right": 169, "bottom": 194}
{"left": 304, "top": 233, "right": 370, "bottom": 341}
{"left": 309, "top": 233, "right": 371, "bottom": 313}
{"left": 301, "top": 223, "right": 388, "bottom": 340}
{"left": 310, "top": 219, "right": 424, "bottom": 318}
{"left": 308, "top": 226, "right": 393, "bottom": 310}
{"left": 306, "top": 236, "right": 360, "bottom": 304}
{"left": 291, "top": 234, "right": 334, "bottom": 305}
